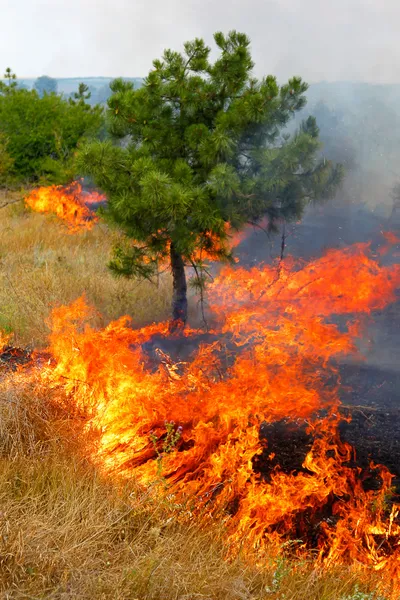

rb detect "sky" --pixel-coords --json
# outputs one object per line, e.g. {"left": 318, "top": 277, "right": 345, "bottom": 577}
{"left": 1, "top": 0, "right": 400, "bottom": 83}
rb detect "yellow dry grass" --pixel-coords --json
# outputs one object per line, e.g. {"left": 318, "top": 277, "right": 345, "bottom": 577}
{"left": 0, "top": 194, "right": 390, "bottom": 599}
{"left": 0, "top": 198, "right": 172, "bottom": 348}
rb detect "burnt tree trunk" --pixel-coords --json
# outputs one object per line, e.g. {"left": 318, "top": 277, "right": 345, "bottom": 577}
{"left": 170, "top": 243, "right": 187, "bottom": 328}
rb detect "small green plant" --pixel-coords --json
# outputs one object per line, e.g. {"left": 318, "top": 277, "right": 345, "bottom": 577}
{"left": 340, "top": 585, "right": 386, "bottom": 600}
{"left": 0, "top": 314, "right": 13, "bottom": 336}
{"left": 264, "top": 556, "right": 291, "bottom": 595}
{"left": 150, "top": 420, "right": 182, "bottom": 484}
{"left": 371, "top": 485, "right": 396, "bottom": 515}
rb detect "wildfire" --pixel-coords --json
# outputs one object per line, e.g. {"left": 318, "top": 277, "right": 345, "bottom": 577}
{"left": 24, "top": 181, "right": 104, "bottom": 232}
{"left": 23, "top": 234, "right": 398, "bottom": 597}
{"left": 5, "top": 184, "right": 400, "bottom": 595}
{"left": 24, "top": 182, "right": 246, "bottom": 261}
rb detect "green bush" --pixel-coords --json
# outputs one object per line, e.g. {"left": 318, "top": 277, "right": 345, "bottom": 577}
{"left": 0, "top": 133, "right": 14, "bottom": 184}
{"left": 0, "top": 71, "right": 104, "bottom": 185}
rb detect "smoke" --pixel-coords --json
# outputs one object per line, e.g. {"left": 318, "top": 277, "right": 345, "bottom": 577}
{"left": 232, "top": 79, "right": 400, "bottom": 374}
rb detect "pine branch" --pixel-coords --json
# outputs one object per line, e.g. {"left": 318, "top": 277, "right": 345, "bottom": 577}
{"left": 248, "top": 220, "right": 270, "bottom": 236}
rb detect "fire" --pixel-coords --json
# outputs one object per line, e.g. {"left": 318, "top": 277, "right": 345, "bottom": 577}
{"left": 3, "top": 187, "right": 400, "bottom": 596}
{"left": 23, "top": 234, "right": 399, "bottom": 596}
{"left": 24, "top": 181, "right": 104, "bottom": 232}
{"left": 24, "top": 182, "right": 242, "bottom": 262}
{"left": 0, "top": 331, "right": 11, "bottom": 351}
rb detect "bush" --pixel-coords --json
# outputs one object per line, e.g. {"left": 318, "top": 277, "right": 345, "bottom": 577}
{"left": 0, "top": 133, "right": 14, "bottom": 185}
{"left": 0, "top": 74, "right": 104, "bottom": 185}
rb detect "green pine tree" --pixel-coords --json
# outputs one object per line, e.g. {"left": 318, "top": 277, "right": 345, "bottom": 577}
{"left": 76, "top": 31, "right": 343, "bottom": 327}
{"left": 71, "top": 83, "right": 92, "bottom": 105}
{"left": 3, "top": 68, "right": 17, "bottom": 90}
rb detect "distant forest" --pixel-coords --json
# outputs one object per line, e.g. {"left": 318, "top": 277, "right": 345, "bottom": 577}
{"left": 12, "top": 76, "right": 143, "bottom": 105}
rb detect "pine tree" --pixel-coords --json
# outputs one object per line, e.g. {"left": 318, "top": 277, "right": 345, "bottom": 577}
{"left": 3, "top": 68, "right": 17, "bottom": 90}
{"left": 71, "top": 83, "right": 91, "bottom": 105}
{"left": 76, "top": 31, "right": 343, "bottom": 327}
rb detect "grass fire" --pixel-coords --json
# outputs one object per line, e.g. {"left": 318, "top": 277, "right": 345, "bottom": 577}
{"left": 0, "top": 180, "right": 399, "bottom": 598}
{"left": 1, "top": 21, "right": 400, "bottom": 600}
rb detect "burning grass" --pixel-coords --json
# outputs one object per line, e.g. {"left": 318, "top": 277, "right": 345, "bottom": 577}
{"left": 29, "top": 238, "right": 398, "bottom": 597}
{"left": 24, "top": 181, "right": 103, "bottom": 233}
{"left": 0, "top": 188, "right": 399, "bottom": 599}
{"left": 0, "top": 375, "right": 388, "bottom": 599}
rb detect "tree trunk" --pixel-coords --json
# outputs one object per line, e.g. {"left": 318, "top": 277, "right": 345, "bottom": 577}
{"left": 170, "top": 243, "right": 187, "bottom": 329}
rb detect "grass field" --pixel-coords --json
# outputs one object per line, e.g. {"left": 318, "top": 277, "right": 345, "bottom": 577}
{"left": 0, "top": 199, "right": 172, "bottom": 348}
{"left": 0, "top": 197, "right": 389, "bottom": 599}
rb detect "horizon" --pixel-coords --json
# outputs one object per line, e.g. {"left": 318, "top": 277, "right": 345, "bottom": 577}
{"left": 3, "top": 0, "right": 400, "bottom": 84}
{"left": 12, "top": 76, "right": 400, "bottom": 88}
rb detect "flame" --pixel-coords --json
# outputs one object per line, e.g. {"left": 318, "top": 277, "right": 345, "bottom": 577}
{"left": 24, "top": 234, "right": 399, "bottom": 596}
{"left": 0, "top": 331, "right": 11, "bottom": 351}
{"left": 24, "top": 182, "right": 243, "bottom": 263}
{"left": 24, "top": 181, "right": 104, "bottom": 232}
{"left": 4, "top": 203, "right": 399, "bottom": 595}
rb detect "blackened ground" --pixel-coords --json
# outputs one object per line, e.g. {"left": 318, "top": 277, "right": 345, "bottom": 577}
{"left": 142, "top": 321, "right": 400, "bottom": 493}
{"left": 0, "top": 346, "right": 53, "bottom": 374}
{"left": 238, "top": 197, "right": 400, "bottom": 493}
{"left": 0, "top": 346, "right": 32, "bottom": 371}
{"left": 254, "top": 363, "right": 400, "bottom": 494}
{"left": 339, "top": 362, "right": 400, "bottom": 491}
{"left": 255, "top": 418, "right": 314, "bottom": 480}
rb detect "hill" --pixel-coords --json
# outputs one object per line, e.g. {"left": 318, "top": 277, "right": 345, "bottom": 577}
{"left": 13, "top": 76, "right": 143, "bottom": 104}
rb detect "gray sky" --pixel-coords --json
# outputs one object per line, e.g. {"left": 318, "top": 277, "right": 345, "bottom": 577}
{"left": 2, "top": 0, "right": 399, "bottom": 83}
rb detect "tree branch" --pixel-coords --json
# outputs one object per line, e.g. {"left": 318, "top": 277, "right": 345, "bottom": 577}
{"left": 280, "top": 220, "right": 286, "bottom": 262}
{"left": 248, "top": 220, "right": 270, "bottom": 236}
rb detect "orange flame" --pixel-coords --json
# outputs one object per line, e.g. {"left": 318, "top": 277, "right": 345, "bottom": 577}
{"left": 24, "top": 181, "right": 244, "bottom": 268}
{"left": 0, "top": 330, "right": 11, "bottom": 351}
{"left": 24, "top": 181, "right": 104, "bottom": 232}
{"left": 30, "top": 234, "right": 400, "bottom": 596}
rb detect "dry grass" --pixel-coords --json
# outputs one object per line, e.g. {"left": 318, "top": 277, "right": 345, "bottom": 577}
{"left": 0, "top": 375, "right": 387, "bottom": 600}
{"left": 0, "top": 194, "right": 390, "bottom": 599}
{"left": 0, "top": 199, "right": 172, "bottom": 347}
